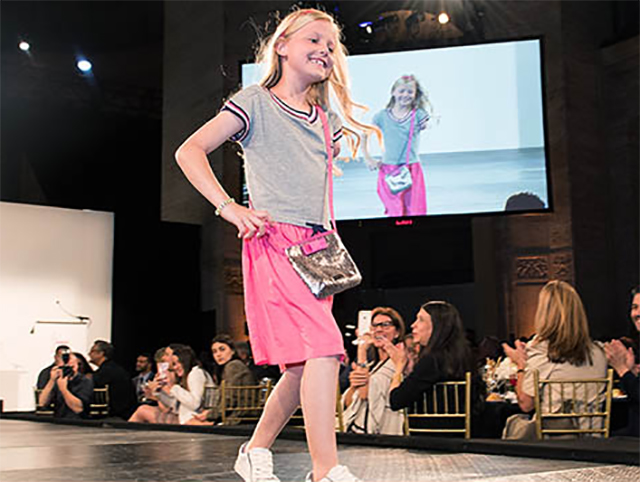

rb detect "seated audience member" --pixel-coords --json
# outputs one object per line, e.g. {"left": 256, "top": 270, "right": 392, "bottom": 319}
{"left": 342, "top": 307, "right": 406, "bottom": 435}
{"left": 130, "top": 345, "right": 211, "bottom": 424}
{"left": 605, "top": 285, "right": 639, "bottom": 437}
{"left": 139, "top": 345, "right": 179, "bottom": 408}
{"left": 189, "top": 335, "right": 255, "bottom": 425}
{"left": 236, "top": 340, "right": 281, "bottom": 383}
{"left": 132, "top": 352, "right": 154, "bottom": 403}
{"left": 504, "top": 191, "right": 545, "bottom": 211}
{"left": 385, "top": 301, "right": 483, "bottom": 431}
{"left": 169, "top": 346, "right": 212, "bottom": 423}
{"left": 38, "top": 351, "right": 93, "bottom": 419}
{"left": 502, "top": 280, "right": 607, "bottom": 439}
{"left": 89, "top": 340, "right": 137, "bottom": 420}
{"left": 74, "top": 352, "right": 94, "bottom": 379}
{"left": 235, "top": 341, "right": 252, "bottom": 366}
{"left": 36, "top": 345, "right": 70, "bottom": 389}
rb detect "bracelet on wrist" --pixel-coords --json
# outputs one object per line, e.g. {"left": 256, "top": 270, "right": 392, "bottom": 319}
{"left": 215, "top": 197, "right": 235, "bottom": 216}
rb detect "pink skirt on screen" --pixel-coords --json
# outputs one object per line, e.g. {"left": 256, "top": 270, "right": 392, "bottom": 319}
{"left": 242, "top": 222, "right": 346, "bottom": 366}
{"left": 377, "top": 162, "right": 427, "bottom": 217}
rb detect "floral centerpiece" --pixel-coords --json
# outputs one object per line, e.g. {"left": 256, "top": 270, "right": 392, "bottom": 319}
{"left": 483, "top": 357, "right": 519, "bottom": 402}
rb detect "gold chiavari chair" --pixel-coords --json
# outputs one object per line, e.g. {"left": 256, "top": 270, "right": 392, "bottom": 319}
{"left": 89, "top": 385, "right": 110, "bottom": 417}
{"left": 533, "top": 368, "right": 613, "bottom": 440}
{"left": 220, "top": 379, "right": 273, "bottom": 425}
{"left": 403, "top": 372, "right": 472, "bottom": 439}
{"left": 34, "top": 388, "right": 55, "bottom": 416}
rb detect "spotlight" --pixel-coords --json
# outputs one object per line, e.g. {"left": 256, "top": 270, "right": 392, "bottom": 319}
{"left": 365, "top": 25, "right": 373, "bottom": 35}
{"left": 76, "top": 59, "right": 93, "bottom": 73}
{"left": 438, "top": 12, "right": 450, "bottom": 25}
{"left": 19, "top": 41, "right": 30, "bottom": 52}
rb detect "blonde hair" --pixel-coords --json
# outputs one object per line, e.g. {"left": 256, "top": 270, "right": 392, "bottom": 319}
{"left": 386, "top": 74, "right": 433, "bottom": 114}
{"left": 255, "top": 8, "right": 380, "bottom": 155}
{"left": 534, "top": 280, "right": 595, "bottom": 366}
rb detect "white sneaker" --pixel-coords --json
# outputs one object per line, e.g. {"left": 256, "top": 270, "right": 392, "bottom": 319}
{"left": 304, "top": 465, "right": 361, "bottom": 482}
{"left": 234, "top": 442, "right": 280, "bottom": 482}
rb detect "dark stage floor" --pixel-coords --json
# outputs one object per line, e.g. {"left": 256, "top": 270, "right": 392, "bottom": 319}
{"left": 1, "top": 420, "right": 639, "bottom": 482}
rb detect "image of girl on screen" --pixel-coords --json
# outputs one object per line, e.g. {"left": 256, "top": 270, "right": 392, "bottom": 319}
{"left": 174, "top": 8, "right": 379, "bottom": 482}
{"left": 364, "top": 75, "right": 432, "bottom": 217}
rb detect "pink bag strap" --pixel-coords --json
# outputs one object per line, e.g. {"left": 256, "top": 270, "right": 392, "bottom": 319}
{"left": 317, "top": 107, "right": 337, "bottom": 231}
{"left": 403, "top": 109, "right": 417, "bottom": 166}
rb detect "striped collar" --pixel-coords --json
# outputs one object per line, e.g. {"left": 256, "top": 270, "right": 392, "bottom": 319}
{"left": 267, "top": 89, "right": 318, "bottom": 124}
{"left": 386, "top": 108, "right": 414, "bottom": 123}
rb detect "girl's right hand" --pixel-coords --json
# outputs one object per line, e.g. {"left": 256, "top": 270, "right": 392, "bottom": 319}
{"left": 220, "top": 203, "right": 273, "bottom": 239}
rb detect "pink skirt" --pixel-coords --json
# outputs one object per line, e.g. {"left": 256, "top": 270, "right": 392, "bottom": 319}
{"left": 377, "top": 162, "right": 427, "bottom": 217}
{"left": 242, "top": 222, "right": 346, "bottom": 366}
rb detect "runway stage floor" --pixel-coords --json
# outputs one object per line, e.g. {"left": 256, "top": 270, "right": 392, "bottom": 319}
{"left": 1, "top": 420, "right": 638, "bottom": 482}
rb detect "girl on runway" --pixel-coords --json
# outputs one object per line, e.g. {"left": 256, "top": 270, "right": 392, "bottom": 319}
{"left": 175, "top": 8, "right": 378, "bottom": 482}
{"left": 364, "top": 75, "right": 432, "bottom": 217}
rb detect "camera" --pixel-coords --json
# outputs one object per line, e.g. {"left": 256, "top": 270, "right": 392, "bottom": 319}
{"left": 60, "top": 349, "right": 73, "bottom": 378}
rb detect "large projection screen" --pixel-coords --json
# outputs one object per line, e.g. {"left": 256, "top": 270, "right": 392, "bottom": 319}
{"left": 242, "top": 38, "right": 549, "bottom": 220}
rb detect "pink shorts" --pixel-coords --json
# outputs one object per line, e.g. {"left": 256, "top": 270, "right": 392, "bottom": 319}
{"left": 377, "top": 162, "right": 427, "bottom": 217}
{"left": 242, "top": 222, "right": 346, "bottom": 366}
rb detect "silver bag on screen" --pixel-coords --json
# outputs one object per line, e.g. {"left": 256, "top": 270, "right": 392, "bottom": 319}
{"left": 384, "top": 165, "right": 413, "bottom": 194}
{"left": 286, "top": 232, "right": 362, "bottom": 299}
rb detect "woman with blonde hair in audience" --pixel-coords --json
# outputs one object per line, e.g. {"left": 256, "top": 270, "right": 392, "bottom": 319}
{"left": 501, "top": 280, "right": 607, "bottom": 439}
{"left": 342, "top": 307, "right": 406, "bottom": 435}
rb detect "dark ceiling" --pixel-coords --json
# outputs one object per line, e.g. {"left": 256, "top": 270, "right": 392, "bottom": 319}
{"left": 1, "top": 0, "right": 637, "bottom": 213}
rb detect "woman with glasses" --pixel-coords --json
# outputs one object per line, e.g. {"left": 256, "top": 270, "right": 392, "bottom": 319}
{"left": 342, "top": 307, "right": 406, "bottom": 435}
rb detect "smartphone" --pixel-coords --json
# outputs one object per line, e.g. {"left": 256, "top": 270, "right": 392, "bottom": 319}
{"left": 157, "top": 362, "right": 169, "bottom": 383}
{"left": 357, "top": 310, "right": 372, "bottom": 337}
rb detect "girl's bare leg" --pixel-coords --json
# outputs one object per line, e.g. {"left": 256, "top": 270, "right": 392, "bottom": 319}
{"left": 246, "top": 364, "right": 304, "bottom": 450}
{"left": 300, "top": 356, "right": 340, "bottom": 482}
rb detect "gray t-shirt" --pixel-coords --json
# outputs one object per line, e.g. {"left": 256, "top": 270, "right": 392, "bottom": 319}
{"left": 222, "top": 85, "right": 342, "bottom": 228}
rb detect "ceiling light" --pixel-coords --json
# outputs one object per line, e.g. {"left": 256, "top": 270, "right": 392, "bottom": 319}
{"left": 77, "top": 59, "right": 93, "bottom": 73}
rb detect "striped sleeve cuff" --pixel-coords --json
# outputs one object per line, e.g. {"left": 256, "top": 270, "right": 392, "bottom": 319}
{"left": 332, "top": 128, "right": 343, "bottom": 143}
{"left": 221, "top": 100, "right": 250, "bottom": 143}
{"left": 418, "top": 114, "right": 429, "bottom": 130}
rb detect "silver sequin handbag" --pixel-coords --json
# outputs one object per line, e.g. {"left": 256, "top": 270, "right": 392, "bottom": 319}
{"left": 286, "top": 230, "right": 362, "bottom": 299}
{"left": 384, "top": 109, "right": 416, "bottom": 195}
{"left": 384, "top": 165, "right": 412, "bottom": 194}
{"left": 285, "top": 108, "right": 362, "bottom": 299}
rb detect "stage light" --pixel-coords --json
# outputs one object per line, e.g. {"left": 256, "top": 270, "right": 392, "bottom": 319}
{"left": 359, "top": 21, "right": 373, "bottom": 28}
{"left": 18, "top": 41, "right": 30, "bottom": 52}
{"left": 77, "top": 59, "right": 92, "bottom": 73}
{"left": 365, "top": 25, "right": 373, "bottom": 34}
{"left": 438, "top": 12, "right": 450, "bottom": 25}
